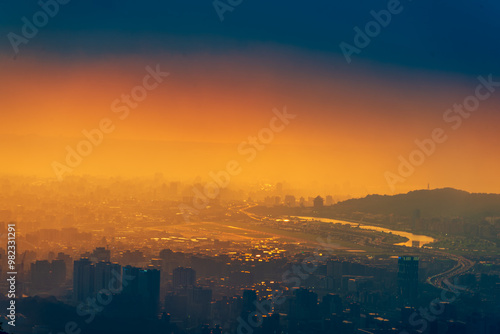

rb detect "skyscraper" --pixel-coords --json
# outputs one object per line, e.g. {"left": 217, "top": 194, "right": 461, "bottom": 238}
{"left": 139, "top": 267, "right": 161, "bottom": 317}
{"left": 30, "top": 260, "right": 51, "bottom": 291}
{"left": 94, "top": 261, "right": 121, "bottom": 294}
{"left": 188, "top": 286, "right": 213, "bottom": 321}
{"left": 51, "top": 259, "right": 67, "bottom": 286}
{"left": 73, "top": 258, "right": 94, "bottom": 303}
{"left": 31, "top": 260, "right": 66, "bottom": 291}
{"left": 321, "top": 293, "right": 343, "bottom": 316}
{"left": 290, "top": 288, "right": 319, "bottom": 321}
{"left": 398, "top": 256, "right": 419, "bottom": 306}
{"left": 122, "top": 266, "right": 160, "bottom": 317}
{"left": 173, "top": 267, "right": 196, "bottom": 288}
{"left": 122, "top": 265, "right": 141, "bottom": 296}
{"left": 242, "top": 289, "right": 257, "bottom": 315}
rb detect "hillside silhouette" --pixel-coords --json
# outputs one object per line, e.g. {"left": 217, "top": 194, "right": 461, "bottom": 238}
{"left": 330, "top": 188, "right": 500, "bottom": 219}
{"left": 250, "top": 188, "right": 500, "bottom": 221}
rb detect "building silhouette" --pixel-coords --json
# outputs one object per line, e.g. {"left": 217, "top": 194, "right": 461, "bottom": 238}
{"left": 290, "top": 288, "right": 319, "bottom": 321}
{"left": 30, "top": 260, "right": 51, "bottom": 291}
{"left": 313, "top": 196, "right": 324, "bottom": 209}
{"left": 90, "top": 247, "right": 111, "bottom": 263}
{"left": 173, "top": 266, "right": 196, "bottom": 288}
{"left": 73, "top": 258, "right": 94, "bottom": 303}
{"left": 122, "top": 266, "right": 160, "bottom": 317}
{"left": 398, "top": 256, "right": 419, "bottom": 306}
{"left": 94, "top": 261, "right": 121, "bottom": 293}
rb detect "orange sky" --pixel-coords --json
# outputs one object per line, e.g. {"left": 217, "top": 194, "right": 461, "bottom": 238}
{"left": 1, "top": 49, "right": 499, "bottom": 195}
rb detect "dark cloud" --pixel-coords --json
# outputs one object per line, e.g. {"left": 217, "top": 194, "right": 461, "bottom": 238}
{"left": 0, "top": 0, "right": 499, "bottom": 75}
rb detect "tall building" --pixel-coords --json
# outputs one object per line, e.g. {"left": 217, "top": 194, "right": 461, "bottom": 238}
{"left": 327, "top": 260, "right": 350, "bottom": 287}
{"left": 173, "top": 267, "right": 196, "bottom": 288}
{"left": 398, "top": 256, "right": 419, "bottom": 306}
{"left": 290, "top": 288, "right": 319, "bottom": 321}
{"left": 165, "top": 292, "right": 188, "bottom": 319}
{"left": 122, "top": 265, "right": 141, "bottom": 296}
{"left": 242, "top": 289, "right": 257, "bottom": 314}
{"left": 139, "top": 267, "right": 161, "bottom": 316}
{"left": 187, "top": 286, "right": 213, "bottom": 321}
{"left": 122, "top": 266, "right": 160, "bottom": 317}
{"left": 94, "top": 262, "right": 121, "bottom": 293}
{"left": 321, "top": 293, "right": 343, "bottom": 316}
{"left": 51, "top": 259, "right": 67, "bottom": 286}
{"left": 30, "top": 260, "right": 51, "bottom": 291}
{"left": 313, "top": 196, "right": 324, "bottom": 209}
{"left": 30, "top": 259, "right": 67, "bottom": 291}
{"left": 56, "top": 252, "right": 73, "bottom": 275}
{"left": 73, "top": 258, "right": 94, "bottom": 303}
{"left": 90, "top": 247, "right": 111, "bottom": 263}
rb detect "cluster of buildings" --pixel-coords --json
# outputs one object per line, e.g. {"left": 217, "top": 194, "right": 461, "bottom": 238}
{"left": 0, "top": 242, "right": 498, "bottom": 333}
{"left": 263, "top": 195, "right": 335, "bottom": 208}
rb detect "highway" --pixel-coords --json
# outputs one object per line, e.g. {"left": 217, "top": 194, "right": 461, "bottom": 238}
{"left": 238, "top": 204, "right": 475, "bottom": 291}
{"left": 423, "top": 248, "right": 475, "bottom": 290}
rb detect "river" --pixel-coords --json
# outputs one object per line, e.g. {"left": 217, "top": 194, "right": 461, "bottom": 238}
{"left": 294, "top": 216, "right": 436, "bottom": 247}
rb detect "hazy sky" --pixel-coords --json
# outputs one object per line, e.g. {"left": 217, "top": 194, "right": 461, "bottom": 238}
{"left": 1, "top": 1, "right": 499, "bottom": 195}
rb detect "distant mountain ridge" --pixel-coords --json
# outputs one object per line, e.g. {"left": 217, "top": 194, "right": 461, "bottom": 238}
{"left": 331, "top": 188, "right": 500, "bottom": 219}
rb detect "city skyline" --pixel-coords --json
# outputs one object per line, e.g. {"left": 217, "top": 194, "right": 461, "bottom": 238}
{"left": 0, "top": 1, "right": 499, "bottom": 334}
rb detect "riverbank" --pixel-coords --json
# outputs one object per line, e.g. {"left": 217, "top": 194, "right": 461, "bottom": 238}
{"left": 293, "top": 216, "right": 436, "bottom": 248}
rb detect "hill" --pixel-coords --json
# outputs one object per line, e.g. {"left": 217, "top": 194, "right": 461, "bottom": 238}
{"left": 329, "top": 188, "right": 500, "bottom": 219}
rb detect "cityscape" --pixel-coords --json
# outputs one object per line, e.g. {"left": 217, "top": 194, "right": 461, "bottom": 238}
{"left": 1, "top": 1, "right": 500, "bottom": 334}
{"left": 0, "top": 178, "right": 498, "bottom": 333}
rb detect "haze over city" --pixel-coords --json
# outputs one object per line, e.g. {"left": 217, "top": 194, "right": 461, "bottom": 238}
{"left": 0, "top": 1, "right": 499, "bottom": 334}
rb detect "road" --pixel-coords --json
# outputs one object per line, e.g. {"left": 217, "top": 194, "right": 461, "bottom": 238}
{"left": 239, "top": 204, "right": 475, "bottom": 291}
{"left": 423, "top": 248, "right": 475, "bottom": 289}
